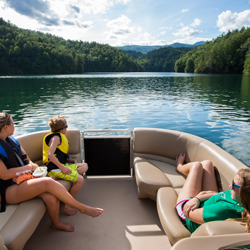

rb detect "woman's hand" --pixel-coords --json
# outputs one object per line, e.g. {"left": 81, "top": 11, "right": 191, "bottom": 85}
{"left": 28, "top": 163, "right": 39, "bottom": 171}
{"left": 183, "top": 197, "right": 200, "bottom": 218}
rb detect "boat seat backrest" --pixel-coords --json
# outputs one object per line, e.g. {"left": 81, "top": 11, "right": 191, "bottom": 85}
{"left": 133, "top": 128, "right": 246, "bottom": 189}
{"left": 17, "top": 129, "right": 83, "bottom": 165}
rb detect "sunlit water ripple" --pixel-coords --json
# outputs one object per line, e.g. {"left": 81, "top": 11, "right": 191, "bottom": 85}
{"left": 1, "top": 72, "right": 250, "bottom": 167}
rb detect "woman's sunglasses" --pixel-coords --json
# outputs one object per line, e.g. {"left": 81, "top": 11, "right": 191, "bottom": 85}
{"left": 232, "top": 179, "right": 241, "bottom": 190}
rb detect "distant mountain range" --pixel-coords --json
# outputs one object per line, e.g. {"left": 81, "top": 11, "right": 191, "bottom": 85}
{"left": 116, "top": 41, "right": 206, "bottom": 54}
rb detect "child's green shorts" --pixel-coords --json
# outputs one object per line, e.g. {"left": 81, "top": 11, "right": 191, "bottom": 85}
{"left": 48, "top": 163, "right": 79, "bottom": 183}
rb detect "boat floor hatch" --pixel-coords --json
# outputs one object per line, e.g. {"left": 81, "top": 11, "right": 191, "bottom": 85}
{"left": 82, "top": 130, "right": 133, "bottom": 176}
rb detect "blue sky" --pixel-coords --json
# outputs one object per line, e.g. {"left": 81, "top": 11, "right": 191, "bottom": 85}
{"left": 1, "top": 0, "right": 250, "bottom": 46}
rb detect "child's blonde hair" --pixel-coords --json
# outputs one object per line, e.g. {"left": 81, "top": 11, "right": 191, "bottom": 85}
{"left": 48, "top": 115, "right": 67, "bottom": 132}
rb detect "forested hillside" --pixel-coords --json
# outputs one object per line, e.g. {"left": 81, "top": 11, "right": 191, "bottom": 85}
{"left": 0, "top": 18, "right": 143, "bottom": 75}
{"left": 117, "top": 42, "right": 205, "bottom": 54}
{"left": 175, "top": 27, "right": 250, "bottom": 75}
{"left": 125, "top": 47, "right": 191, "bottom": 72}
{"left": 1, "top": 17, "right": 249, "bottom": 75}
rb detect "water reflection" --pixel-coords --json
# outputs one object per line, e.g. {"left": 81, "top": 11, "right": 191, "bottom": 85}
{"left": 1, "top": 73, "right": 250, "bottom": 166}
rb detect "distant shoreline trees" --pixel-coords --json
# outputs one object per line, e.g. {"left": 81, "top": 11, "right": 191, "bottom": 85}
{"left": 125, "top": 47, "right": 192, "bottom": 72}
{"left": 0, "top": 17, "right": 250, "bottom": 75}
{"left": 174, "top": 27, "right": 250, "bottom": 75}
{"left": 0, "top": 18, "right": 144, "bottom": 75}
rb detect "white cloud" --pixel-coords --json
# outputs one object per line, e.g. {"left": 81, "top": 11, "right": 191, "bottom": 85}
{"left": 172, "top": 36, "right": 209, "bottom": 45}
{"left": 107, "top": 15, "right": 131, "bottom": 28}
{"left": 160, "top": 26, "right": 173, "bottom": 30}
{"left": 106, "top": 15, "right": 134, "bottom": 38}
{"left": 190, "top": 18, "right": 201, "bottom": 27}
{"left": 181, "top": 9, "right": 189, "bottom": 13}
{"left": 217, "top": 9, "right": 250, "bottom": 32}
{"left": 173, "top": 26, "right": 199, "bottom": 37}
{"left": 50, "top": 0, "right": 131, "bottom": 15}
{"left": 104, "top": 15, "right": 166, "bottom": 46}
{"left": 172, "top": 22, "right": 211, "bottom": 44}
{"left": 0, "top": 0, "right": 134, "bottom": 43}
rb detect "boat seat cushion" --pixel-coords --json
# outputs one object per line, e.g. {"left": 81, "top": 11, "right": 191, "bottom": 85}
{"left": 132, "top": 127, "right": 248, "bottom": 245}
{"left": 157, "top": 187, "right": 191, "bottom": 244}
{"left": 190, "top": 220, "right": 247, "bottom": 237}
{"left": 134, "top": 156, "right": 186, "bottom": 200}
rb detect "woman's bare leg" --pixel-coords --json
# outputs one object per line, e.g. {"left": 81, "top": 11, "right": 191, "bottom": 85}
{"left": 200, "top": 160, "right": 218, "bottom": 192}
{"left": 177, "top": 156, "right": 203, "bottom": 204}
{"left": 6, "top": 177, "right": 103, "bottom": 217}
{"left": 39, "top": 193, "right": 75, "bottom": 232}
{"left": 176, "top": 154, "right": 218, "bottom": 204}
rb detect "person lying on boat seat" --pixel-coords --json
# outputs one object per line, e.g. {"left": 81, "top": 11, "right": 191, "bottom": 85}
{"left": 43, "top": 115, "right": 88, "bottom": 216}
{"left": 0, "top": 112, "right": 103, "bottom": 232}
{"left": 175, "top": 152, "right": 250, "bottom": 233}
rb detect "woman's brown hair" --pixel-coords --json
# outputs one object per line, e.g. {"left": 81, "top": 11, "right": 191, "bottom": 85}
{"left": 229, "top": 168, "right": 250, "bottom": 232}
{"left": 0, "top": 112, "right": 11, "bottom": 132}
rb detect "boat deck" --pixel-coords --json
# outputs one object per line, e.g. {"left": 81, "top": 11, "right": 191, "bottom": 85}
{"left": 23, "top": 176, "right": 172, "bottom": 250}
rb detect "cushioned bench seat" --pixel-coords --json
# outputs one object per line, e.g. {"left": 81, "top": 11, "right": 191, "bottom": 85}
{"left": 132, "top": 127, "right": 249, "bottom": 248}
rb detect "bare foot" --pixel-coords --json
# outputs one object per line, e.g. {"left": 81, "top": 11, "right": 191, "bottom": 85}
{"left": 176, "top": 152, "right": 186, "bottom": 167}
{"left": 61, "top": 204, "right": 78, "bottom": 216}
{"left": 51, "top": 222, "right": 75, "bottom": 232}
{"left": 80, "top": 205, "right": 104, "bottom": 218}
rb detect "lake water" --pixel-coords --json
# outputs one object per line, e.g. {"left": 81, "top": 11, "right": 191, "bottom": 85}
{"left": 1, "top": 72, "right": 250, "bottom": 167}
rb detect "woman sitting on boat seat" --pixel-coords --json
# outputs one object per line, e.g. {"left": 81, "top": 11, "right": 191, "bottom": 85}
{"left": 175, "top": 152, "right": 250, "bottom": 233}
{"left": 0, "top": 112, "right": 103, "bottom": 232}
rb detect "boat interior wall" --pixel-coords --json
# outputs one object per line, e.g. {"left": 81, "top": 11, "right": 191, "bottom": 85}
{"left": 82, "top": 130, "right": 133, "bottom": 176}
{"left": 83, "top": 137, "right": 131, "bottom": 176}
{"left": 132, "top": 127, "right": 248, "bottom": 246}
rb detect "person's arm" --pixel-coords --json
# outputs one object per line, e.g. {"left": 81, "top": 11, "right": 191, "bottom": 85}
{"left": 187, "top": 207, "right": 204, "bottom": 225}
{"left": 183, "top": 191, "right": 217, "bottom": 223}
{"left": 47, "top": 136, "right": 71, "bottom": 174}
{"left": 21, "top": 146, "right": 39, "bottom": 170}
{"left": 0, "top": 159, "right": 35, "bottom": 180}
{"left": 0, "top": 143, "right": 41, "bottom": 180}
{"left": 66, "top": 157, "right": 77, "bottom": 164}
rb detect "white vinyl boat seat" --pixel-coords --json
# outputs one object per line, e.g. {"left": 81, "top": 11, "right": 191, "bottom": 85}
{"left": 133, "top": 127, "right": 249, "bottom": 247}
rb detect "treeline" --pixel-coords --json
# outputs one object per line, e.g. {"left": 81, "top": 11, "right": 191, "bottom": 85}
{"left": 125, "top": 47, "right": 192, "bottom": 72}
{"left": 175, "top": 27, "right": 250, "bottom": 75}
{"left": 0, "top": 18, "right": 143, "bottom": 75}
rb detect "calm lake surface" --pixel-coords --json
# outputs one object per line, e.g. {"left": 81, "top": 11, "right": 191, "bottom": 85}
{"left": 1, "top": 72, "right": 250, "bottom": 167}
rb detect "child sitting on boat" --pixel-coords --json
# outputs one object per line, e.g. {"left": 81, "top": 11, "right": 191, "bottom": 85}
{"left": 175, "top": 152, "right": 250, "bottom": 233}
{"left": 43, "top": 115, "right": 88, "bottom": 216}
